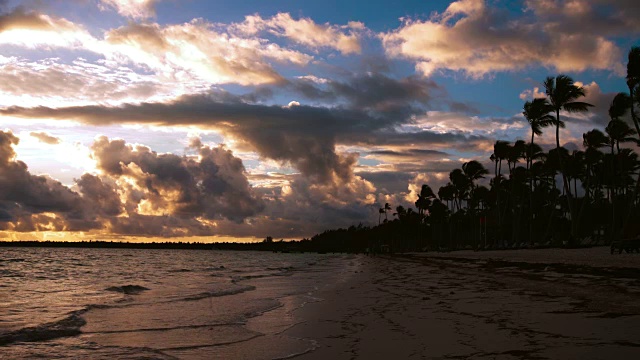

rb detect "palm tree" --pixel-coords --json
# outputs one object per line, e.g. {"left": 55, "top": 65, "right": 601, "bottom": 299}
{"left": 606, "top": 119, "right": 636, "bottom": 155}
{"left": 627, "top": 47, "right": 640, "bottom": 136}
{"left": 415, "top": 184, "right": 435, "bottom": 218}
{"left": 507, "top": 140, "right": 526, "bottom": 175}
{"left": 523, "top": 98, "right": 554, "bottom": 168}
{"left": 609, "top": 93, "right": 631, "bottom": 121}
{"left": 523, "top": 97, "right": 553, "bottom": 245}
{"left": 544, "top": 75, "right": 593, "bottom": 242}
{"left": 623, "top": 47, "right": 640, "bottom": 234}
{"left": 394, "top": 205, "right": 406, "bottom": 220}
{"left": 582, "top": 129, "right": 608, "bottom": 199}
{"left": 583, "top": 129, "right": 609, "bottom": 150}
{"left": 604, "top": 96, "right": 637, "bottom": 243}
{"left": 438, "top": 184, "right": 456, "bottom": 211}
{"left": 384, "top": 202, "right": 391, "bottom": 222}
{"left": 462, "top": 160, "right": 488, "bottom": 187}
{"left": 461, "top": 160, "right": 488, "bottom": 247}
{"left": 449, "top": 168, "right": 470, "bottom": 210}
{"left": 493, "top": 141, "right": 511, "bottom": 179}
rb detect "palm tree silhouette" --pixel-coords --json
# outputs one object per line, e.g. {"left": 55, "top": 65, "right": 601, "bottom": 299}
{"left": 582, "top": 129, "right": 608, "bottom": 200}
{"left": 384, "top": 202, "right": 391, "bottom": 222}
{"left": 606, "top": 119, "right": 636, "bottom": 155}
{"left": 544, "top": 75, "right": 593, "bottom": 243}
{"left": 462, "top": 160, "right": 489, "bottom": 186}
{"left": 626, "top": 47, "right": 640, "bottom": 136}
{"left": 523, "top": 98, "right": 554, "bottom": 244}
{"left": 415, "top": 184, "right": 435, "bottom": 223}
{"left": 523, "top": 98, "right": 554, "bottom": 170}
{"left": 462, "top": 160, "right": 488, "bottom": 247}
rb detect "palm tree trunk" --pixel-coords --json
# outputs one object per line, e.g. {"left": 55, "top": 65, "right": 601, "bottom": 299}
{"left": 556, "top": 110, "right": 577, "bottom": 244}
{"left": 610, "top": 145, "right": 617, "bottom": 244}
{"left": 622, "top": 83, "right": 640, "bottom": 235}
{"left": 629, "top": 85, "right": 640, "bottom": 136}
{"left": 529, "top": 130, "right": 534, "bottom": 245}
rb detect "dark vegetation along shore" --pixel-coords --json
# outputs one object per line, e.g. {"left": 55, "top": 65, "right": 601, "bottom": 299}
{"left": 4, "top": 48, "right": 640, "bottom": 255}
{"left": 303, "top": 46, "right": 640, "bottom": 254}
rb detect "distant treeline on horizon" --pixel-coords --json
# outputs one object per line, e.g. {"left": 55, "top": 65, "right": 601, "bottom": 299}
{"left": 0, "top": 239, "right": 328, "bottom": 252}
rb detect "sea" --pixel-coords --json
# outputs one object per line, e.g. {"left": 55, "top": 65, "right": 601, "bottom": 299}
{"left": 0, "top": 247, "right": 359, "bottom": 359}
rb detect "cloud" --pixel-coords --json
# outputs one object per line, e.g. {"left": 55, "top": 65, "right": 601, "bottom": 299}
{"left": 103, "top": 21, "right": 312, "bottom": 86}
{"left": 99, "top": 0, "right": 158, "bottom": 19}
{"left": 357, "top": 171, "right": 415, "bottom": 195}
{"left": 0, "top": 130, "right": 265, "bottom": 235}
{"left": 519, "top": 80, "right": 623, "bottom": 128}
{"left": 90, "top": 136, "right": 264, "bottom": 222}
{"left": 0, "top": 55, "right": 205, "bottom": 107}
{"left": 524, "top": 0, "right": 640, "bottom": 36}
{"left": 0, "top": 130, "right": 90, "bottom": 231}
{"left": 407, "top": 111, "right": 526, "bottom": 136}
{"left": 231, "top": 171, "right": 377, "bottom": 238}
{"left": 519, "top": 86, "right": 547, "bottom": 101}
{"left": 234, "top": 13, "right": 366, "bottom": 54}
{"left": 0, "top": 8, "right": 313, "bottom": 87}
{"left": 381, "top": 0, "right": 628, "bottom": 78}
{"left": 286, "top": 72, "right": 442, "bottom": 118}
{"left": 0, "top": 92, "right": 407, "bottom": 183}
{"left": 0, "top": 6, "right": 93, "bottom": 49}
{"left": 0, "top": 130, "right": 383, "bottom": 238}
{"left": 29, "top": 131, "right": 61, "bottom": 145}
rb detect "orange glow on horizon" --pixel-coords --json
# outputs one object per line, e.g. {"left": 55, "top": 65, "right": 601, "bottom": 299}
{"left": 0, "top": 231, "right": 263, "bottom": 243}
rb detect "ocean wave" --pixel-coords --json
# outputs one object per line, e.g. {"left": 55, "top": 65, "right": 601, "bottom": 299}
{"left": 168, "top": 268, "right": 192, "bottom": 273}
{"left": 182, "top": 285, "right": 256, "bottom": 301}
{"left": 104, "top": 285, "right": 150, "bottom": 295}
{"left": 231, "top": 273, "right": 289, "bottom": 284}
{"left": 0, "top": 310, "right": 86, "bottom": 346}
{"left": 0, "top": 258, "right": 26, "bottom": 263}
{"left": 0, "top": 269, "right": 24, "bottom": 277}
{"left": 205, "top": 266, "right": 226, "bottom": 271}
{"left": 266, "top": 266, "right": 294, "bottom": 271}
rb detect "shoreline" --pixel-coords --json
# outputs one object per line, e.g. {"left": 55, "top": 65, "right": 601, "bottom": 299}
{"left": 284, "top": 249, "right": 640, "bottom": 359}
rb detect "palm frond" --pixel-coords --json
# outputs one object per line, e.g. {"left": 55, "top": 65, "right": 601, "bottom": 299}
{"left": 627, "top": 46, "right": 640, "bottom": 88}
{"left": 609, "top": 92, "right": 631, "bottom": 120}
{"left": 563, "top": 101, "right": 593, "bottom": 113}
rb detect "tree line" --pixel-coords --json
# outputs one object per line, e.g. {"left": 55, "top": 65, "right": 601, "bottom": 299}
{"left": 308, "top": 46, "right": 640, "bottom": 253}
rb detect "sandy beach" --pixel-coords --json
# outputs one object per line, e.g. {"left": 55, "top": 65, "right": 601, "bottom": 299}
{"left": 285, "top": 248, "right": 640, "bottom": 359}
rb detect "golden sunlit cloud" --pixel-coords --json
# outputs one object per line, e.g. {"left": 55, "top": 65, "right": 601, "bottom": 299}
{"left": 381, "top": 0, "right": 625, "bottom": 78}
{"left": 234, "top": 13, "right": 365, "bottom": 54}
{"left": 99, "top": 0, "right": 159, "bottom": 19}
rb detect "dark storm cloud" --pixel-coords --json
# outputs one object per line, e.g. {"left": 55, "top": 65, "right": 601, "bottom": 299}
{"left": 287, "top": 72, "right": 441, "bottom": 114}
{"left": 1, "top": 87, "right": 493, "bottom": 184}
{"left": 327, "top": 73, "right": 438, "bottom": 112}
{"left": 0, "top": 91, "right": 412, "bottom": 183}
{"left": 356, "top": 171, "right": 415, "bottom": 194}
{"left": 75, "top": 173, "right": 123, "bottom": 217}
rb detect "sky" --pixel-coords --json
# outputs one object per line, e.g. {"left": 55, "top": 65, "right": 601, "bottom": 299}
{"left": 0, "top": 0, "right": 637, "bottom": 242}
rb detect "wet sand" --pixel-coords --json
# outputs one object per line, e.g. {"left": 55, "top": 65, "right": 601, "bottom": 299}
{"left": 285, "top": 248, "right": 640, "bottom": 359}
